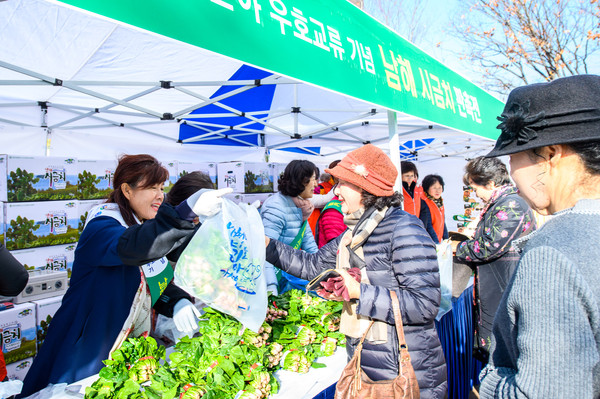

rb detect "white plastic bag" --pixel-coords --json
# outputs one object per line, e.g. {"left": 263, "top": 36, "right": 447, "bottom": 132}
{"left": 0, "top": 380, "right": 23, "bottom": 399}
{"left": 435, "top": 239, "right": 453, "bottom": 321}
{"left": 174, "top": 199, "right": 267, "bottom": 332}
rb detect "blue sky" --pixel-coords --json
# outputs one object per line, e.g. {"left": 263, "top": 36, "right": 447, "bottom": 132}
{"left": 362, "top": 0, "right": 600, "bottom": 100}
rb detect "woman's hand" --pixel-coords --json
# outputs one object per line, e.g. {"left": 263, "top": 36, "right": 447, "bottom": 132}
{"left": 337, "top": 269, "right": 361, "bottom": 300}
{"left": 265, "top": 236, "right": 270, "bottom": 247}
{"left": 319, "top": 269, "right": 361, "bottom": 301}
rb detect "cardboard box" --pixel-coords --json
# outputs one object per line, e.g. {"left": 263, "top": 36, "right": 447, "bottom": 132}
{"left": 78, "top": 199, "right": 106, "bottom": 234}
{"left": 5, "top": 201, "right": 79, "bottom": 250}
{"left": 32, "top": 295, "right": 63, "bottom": 350}
{"left": 217, "top": 162, "right": 273, "bottom": 193}
{"left": 0, "top": 303, "right": 37, "bottom": 364}
{"left": 11, "top": 244, "right": 76, "bottom": 276}
{"left": 268, "top": 162, "right": 286, "bottom": 192}
{"left": 240, "top": 193, "right": 274, "bottom": 207}
{"left": 0, "top": 201, "right": 4, "bottom": 246}
{"left": 5, "top": 356, "right": 33, "bottom": 381}
{"left": 177, "top": 161, "right": 218, "bottom": 188}
{"left": 0, "top": 154, "right": 7, "bottom": 202}
{"left": 162, "top": 160, "right": 178, "bottom": 193}
{"left": 76, "top": 159, "right": 116, "bottom": 200}
{"left": 6, "top": 156, "right": 77, "bottom": 202}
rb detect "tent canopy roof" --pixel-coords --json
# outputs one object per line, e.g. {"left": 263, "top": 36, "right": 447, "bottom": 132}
{"left": 0, "top": 0, "right": 499, "bottom": 162}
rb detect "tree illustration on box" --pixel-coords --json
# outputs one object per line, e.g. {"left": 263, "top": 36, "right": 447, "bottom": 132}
{"left": 245, "top": 170, "right": 258, "bottom": 193}
{"left": 6, "top": 216, "right": 39, "bottom": 250}
{"left": 37, "top": 314, "right": 53, "bottom": 350}
{"left": 7, "top": 168, "right": 40, "bottom": 202}
{"left": 79, "top": 212, "right": 89, "bottom": 233}
{"left": 78, "top": 171, "right": 101, "bottom": 198}
{"left": 245, "top": 170, "right": 273, "bottom": 193}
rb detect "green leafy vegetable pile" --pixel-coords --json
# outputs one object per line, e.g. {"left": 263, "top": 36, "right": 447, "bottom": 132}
{"left": 85, "top": 289, "right": 344, "bottom": 399}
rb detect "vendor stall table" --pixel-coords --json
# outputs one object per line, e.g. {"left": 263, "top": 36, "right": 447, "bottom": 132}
{"left": 436, "top": 284, "right": 484, "bottom": 399}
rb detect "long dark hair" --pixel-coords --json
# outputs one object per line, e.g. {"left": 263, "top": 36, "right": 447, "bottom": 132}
{"left": 278, "top": 160, "right": 319, "bottom": 197}
{"left": 107, "top": 154, "right": 168, "bottom": 226}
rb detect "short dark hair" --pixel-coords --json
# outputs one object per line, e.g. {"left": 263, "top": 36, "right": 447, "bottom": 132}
{"left": 278, "top": 160, "right": 319, "bottom": 197}
{"left": 361, "top": 191, "right": 402, "bottom": 211}
{"left": 166, "top": 171, "right": 214, "bottom": 206}
{"left": 107, "top": 154, "right": 169, "bottom": 226}
{"left": 463, "top": 156, "right": 511, "bottom": 187}
{"left": 400, "top": 161, "right": 418, "bottom": 177}
{"left": 422, "top": 174, "right": 445, "bottom": 193}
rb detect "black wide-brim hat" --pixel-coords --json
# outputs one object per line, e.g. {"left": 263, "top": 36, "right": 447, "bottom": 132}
{"left": 486, "top": 74, "right": 600, "bottom": 158}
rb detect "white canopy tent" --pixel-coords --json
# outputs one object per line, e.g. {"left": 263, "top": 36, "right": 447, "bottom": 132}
{"left": 0, "top": 0, "right": 496, "bottom": 162}
{"left": 0, "top": 0, "right": 502, "bottom": 224}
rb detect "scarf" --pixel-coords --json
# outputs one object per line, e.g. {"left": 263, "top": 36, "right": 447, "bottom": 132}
{"left": 337, "top": 206, "right": 389, "bottom": 344}
{"left": 291, "top": 196, "right": 315, "bottom": 221}
{"left": 343, "top": 208, "right": 364, "bottom": 230}
{"left": 425, "top": 192, "right": 444, "bottom": 209}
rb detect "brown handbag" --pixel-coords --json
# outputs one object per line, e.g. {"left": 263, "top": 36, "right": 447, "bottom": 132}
{"left": 334, "top": 291, "right": 420, "bottom": 399}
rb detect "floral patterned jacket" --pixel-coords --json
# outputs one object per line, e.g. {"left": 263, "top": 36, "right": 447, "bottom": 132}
{"left": 455, "top": 185, "right": 535, "bottom": 361}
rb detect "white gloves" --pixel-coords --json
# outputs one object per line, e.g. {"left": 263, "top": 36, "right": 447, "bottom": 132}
{"left": 172, "top": 298, "right": 201, "bottom": 336}
{"left": 186, "top": 188, "right": 233, "bottom": 222}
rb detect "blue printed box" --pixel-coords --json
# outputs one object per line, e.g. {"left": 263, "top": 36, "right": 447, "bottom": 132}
{"left": 7, "top": 156, "right": 77, "bottom": 202}
{"left": 5, "top": 201, "right": 79, "bottom": 250}
{"left": 76, "top": 159, "right": 116, "bottom": 200}
{"left": 217, "top": 162, "right": 273, "bottom": 194}
{"left": 177, "top": 161, "right": 218, "bottom": 189}
{"left": 11, "top": 244, "right": 76, "bottom": 277}
{"left": 0, "top": 303, "right": 37, "bottom": 364}
{"left": 161, "top": 160, "right": 178, "bottom": 194}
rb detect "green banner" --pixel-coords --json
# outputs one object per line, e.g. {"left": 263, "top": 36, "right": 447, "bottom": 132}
{"left": 57, "top": 0, "right": 504, "bottom": 140}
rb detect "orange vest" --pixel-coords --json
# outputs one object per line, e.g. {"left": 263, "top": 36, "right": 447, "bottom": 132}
{"left": 317, "top": 180, "right": 334, "bottom": 195}
{"left": 309, "top": 180, "right": 335, "bottom": 235}
{"left": 402, "top": 186, "right": 423, "bottom": 218}
{"left": 423, "top": 196, "right": 445, "bottom": 243}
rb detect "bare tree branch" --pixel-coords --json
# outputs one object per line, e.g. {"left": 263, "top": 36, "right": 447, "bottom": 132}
{"left": 363, "top": 0, "right": 429, "bottom": 45}
{"left": 449, "top": 0, "right": 600, "bottom": 94}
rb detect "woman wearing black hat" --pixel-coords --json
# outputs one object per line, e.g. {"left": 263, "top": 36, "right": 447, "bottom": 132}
{"left": 479, "top": 75, "right": 600, "bottom": 398}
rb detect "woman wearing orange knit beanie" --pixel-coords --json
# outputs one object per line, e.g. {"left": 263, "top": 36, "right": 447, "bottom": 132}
{"left": 265, "top": 144, "right": 447, "bottom": 399}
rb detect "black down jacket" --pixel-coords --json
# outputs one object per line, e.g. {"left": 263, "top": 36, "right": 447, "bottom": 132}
{"left": 266, "top": 206, "right": 447, "bottom": 399}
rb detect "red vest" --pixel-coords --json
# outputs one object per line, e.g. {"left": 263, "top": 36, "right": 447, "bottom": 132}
{"left": 423, "top": 196, "right": 445, "bottom": 243}
{"left": 402, "top": 186, "right": 423, "bottom": 218}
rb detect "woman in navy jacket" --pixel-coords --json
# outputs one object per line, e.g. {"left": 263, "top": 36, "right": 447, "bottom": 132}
{"left": 20, "top": 155, "right": 229, "bottom": 396}
{"left": 265, "top": 145, "right": 447, "bottom": 399}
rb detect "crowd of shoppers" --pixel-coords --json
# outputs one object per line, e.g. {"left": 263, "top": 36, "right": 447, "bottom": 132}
{"left": 13, "top": 73, "right": 600, "bottom": 399}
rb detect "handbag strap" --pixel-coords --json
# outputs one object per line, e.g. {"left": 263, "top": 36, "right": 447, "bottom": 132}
{"left": 349, "top": 290, "right": 411, "bottom": 394}
{"left": 355, "top": 290, "right": 409, "bottom": 361}
{"left": 389, "top": 290, "right": 408, "bottom": 350}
